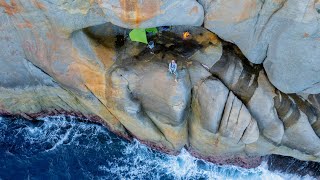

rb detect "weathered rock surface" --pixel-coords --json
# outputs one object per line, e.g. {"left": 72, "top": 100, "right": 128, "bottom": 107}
{"left": 199, "top": 0, "right": 320, "bottom": 94}
{"left": 99, "top": 0, "right": 204, "bottom": 28}
{"left": 189, "top": 77, "right": 259, "bottom": 153}
{"left": 211, "top": 46, "right": 284, "bottom": 144}
{"left": 107, "top": 61, "right": 191, "bottom": 151}
{"left": 1, "top": 0, "right": 320, "bottom": 168}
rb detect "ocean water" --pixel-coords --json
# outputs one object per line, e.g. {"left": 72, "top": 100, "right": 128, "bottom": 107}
{"left": 0, "top": 115, "right": 317, "bottom": 180}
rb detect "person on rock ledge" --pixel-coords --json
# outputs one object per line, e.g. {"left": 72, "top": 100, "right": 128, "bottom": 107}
{"left": 168, "top": 60, "right": 178, "bottom": 82}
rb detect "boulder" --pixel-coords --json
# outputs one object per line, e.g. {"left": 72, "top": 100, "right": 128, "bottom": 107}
{"left": 194, "top": 78, "right": 229, "bottom": 134}
{"left": 281, "top": 111, "right": 320, "bottom": 156}
{"left": 219, "top": 92, "right": 259, "bottom": 144}
{"left": 274, "top": 92, "right": 320, "bottom": 156}
{"left": 210, "top": 47, "right": 260, "bottom": 103}
{"left": 189, "top": 78, "right": 259, "bottom": 158}
{"left": 98, "top": 0, "right": 204, "bottom": 28}
{"left": 248, "top": 71, "right": 284, "bottom": 144}
{"left": 211, "top": 46, "right": 284, "bottom": 144}
{"left": 187, "top": 61, "right": 211, "bottom": 87}
{"left": 107, "top": 61, "right": 191, "bottom": 151}
{"left": 184, "top": 28, "right": 222, "bottom": 68}
{"left": 307, "top": 94, "right": 320, "bottom": 136}
{"left": 199, "top": 0, "right": 320, "bottom": 94}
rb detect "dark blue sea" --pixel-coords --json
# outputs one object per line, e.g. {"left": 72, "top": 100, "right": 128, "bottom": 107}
{"left": 0, "top": 116, "right": 318, "bottom": 179}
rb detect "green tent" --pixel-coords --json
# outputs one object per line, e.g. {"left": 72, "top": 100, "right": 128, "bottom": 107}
{"left": 145, "top": 27, "right": 158, "bottom": 34}
{"left": 129, "top": 28, "right": 158, "bottom": 44}
{"left": 129, "top": 28, "right": 148, "bottom": 44}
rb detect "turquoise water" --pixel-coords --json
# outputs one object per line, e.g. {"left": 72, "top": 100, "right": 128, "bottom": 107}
{"left": 0, "top": 116, "right": 316, "bottom": 179}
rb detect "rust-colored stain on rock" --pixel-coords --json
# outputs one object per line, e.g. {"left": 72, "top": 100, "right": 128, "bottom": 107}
{"left": 68, "top": 60, "right": 107, "bottom": 100}
{"left": 119, "top": 0, "right": 160, "bottom": 26}
{"left": 194, "top": 31, "right": 220, "bottom": 46}
{"left": 31, "top": 0, "right": 47, "bottom": 10}
{"left": 304, "top": 33, "right": 310, "bottom": 38}
{"left": 207, "top": 0, "right": 258, "bottom": 23}
{"left": 0, "top": 0, "right": 21, "bottom": 15}
{"left": 17, "top": 20, "right": 33, "bottom": 29}
{"left": 189, "top": 6, "right": 198, "bottom": 15}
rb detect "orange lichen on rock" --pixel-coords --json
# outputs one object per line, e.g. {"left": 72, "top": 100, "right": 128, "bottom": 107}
{"left": 69, "top": 60, "right": 107, "bottom": 101}
{"left": 17, "top": 20, "right": 33, "bottom": 29}
{"left": 189, "top": 6, "right": 199, "bottom": 15}
{"left": 31, "top": 0, "right": 47, "bottom": 10}
{"left": 0, "top": 0, "right": 21, "bottom": 15}
{"left": 92, "top": 43, "right": 115, "bottom": 70}
{"left": 69, "top": 47, "right": 107, "bottom": 102}
{"left": 194, "top": 31, "right": 220, "bottom": 45}
{"left": 206, "top": 0, "right": 258, "bottom": 23}
{"left": 118, "top": 0, "right": 161, "bottom": 25}
{"left": 46, "top": 32, "right": 54, "bottom": 40}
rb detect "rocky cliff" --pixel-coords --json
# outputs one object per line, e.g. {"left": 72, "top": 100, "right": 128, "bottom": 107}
{"left": 1, "top": 0, "right": 320, "bottom": 168}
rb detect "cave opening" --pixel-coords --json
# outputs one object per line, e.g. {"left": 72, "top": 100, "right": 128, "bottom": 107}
{"left": 83, "top": 23, "right": 213, "bottom": 68}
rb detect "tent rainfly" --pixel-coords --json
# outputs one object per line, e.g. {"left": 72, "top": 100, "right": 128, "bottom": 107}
{"left": 129, "top": 28, "right": 158, "bottom": 44}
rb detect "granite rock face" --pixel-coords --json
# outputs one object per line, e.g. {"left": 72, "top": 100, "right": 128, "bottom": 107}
{"left": 1, "top": 0, "right": 320, "bottom": 168}
{"left": 199, "top": 0, "right": 320, "bottom": 94}
{"left": 99, "top": 0, "right": 204, "bottom": 28}
{"left": 189, "top": 77, "right": 259, "bottom": 155}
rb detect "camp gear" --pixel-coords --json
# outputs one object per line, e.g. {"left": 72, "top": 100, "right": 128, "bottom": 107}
{"left": 129, "top": 29, "right": 148, "bottom": 44}
{"left": 148, "top": 41, "right": 155, "bottom": 49}
{"left": 183, "top": 31, "right": 191, "bottom": 40}
{"left": 159, "top": 26, "right": 171, "bottom": 32}
{"left": 145, "top": 27, "right": 158, "bottom": 35}
{"left": 129, "top": 28, "right": 158, "bottom": 44}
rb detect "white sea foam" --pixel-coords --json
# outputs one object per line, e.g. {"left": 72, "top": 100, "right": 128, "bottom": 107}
{"left": 2, "top": 115, "right": 315, "bottom": 179}
{"left": 99, "top": 139, "right": 316, "bottom": 180}
{"left": 14, "top": 116, "right": 106, "bottom": 151}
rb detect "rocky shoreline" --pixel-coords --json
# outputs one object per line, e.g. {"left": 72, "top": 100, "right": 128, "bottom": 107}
{"left": 1, "top": 0, "right": 320, "bottom": 169}
{"left": 0, "top": 111, "right": 262, "bottom": 168}
{"left": 4, "top": 110, "right": 320, "bottom": 173}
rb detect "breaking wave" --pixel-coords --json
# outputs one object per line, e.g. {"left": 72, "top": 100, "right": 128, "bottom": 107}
{"left": 0, "top": 116, "right": 317, "bottom": 179}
